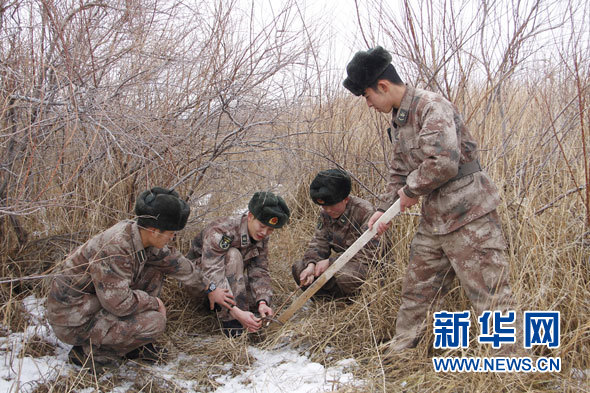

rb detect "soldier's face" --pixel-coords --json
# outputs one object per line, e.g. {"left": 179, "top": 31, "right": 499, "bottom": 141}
{"left": 322, "top": 197, "right": 348, "bottom": 219}
{"left": 144, "top": 228, "right": 175, "bottom": 249}
{"left": 247, "top": 213, "right": 275, "bottom": 241}
{"left": 154, "top": 230, "right": 175, "bottom": 248}
{"left": 363, "top": 86, "right": 392, "bottom": 113}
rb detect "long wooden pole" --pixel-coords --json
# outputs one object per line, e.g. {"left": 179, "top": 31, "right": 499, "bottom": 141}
{"left": 277, "top": 199, "right": 401, "bottom": 324}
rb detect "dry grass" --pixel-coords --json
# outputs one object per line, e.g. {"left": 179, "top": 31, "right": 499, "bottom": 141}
{"left": 2, "top": 92, "right": 589, "bottom": 391}
{"left": 0, "top": 1, "right": 589, "bottom": 391}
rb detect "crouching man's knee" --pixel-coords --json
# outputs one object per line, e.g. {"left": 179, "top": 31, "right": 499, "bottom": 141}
{"left": 142, "top": 310, "right": 167, "bottom": 338}
{"left": 225, "top": 248, "right": 243, "bottom": 268}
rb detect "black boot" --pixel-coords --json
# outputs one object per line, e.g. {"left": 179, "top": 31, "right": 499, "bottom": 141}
{"left": 68, "top": 345, "right": 86, "bottom": 367}
{"left": 124, "top": 343, "right": 168, "bottom": 363}
{"left": 68, "top": 345, "right": 119, "bottom": 372}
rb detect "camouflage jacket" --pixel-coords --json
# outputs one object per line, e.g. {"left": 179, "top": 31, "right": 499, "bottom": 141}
{"left": 303, "top": 196, "right": 380, "bottom": 268}
{"left": 378, "top": 85, "right": 501, "bottom": 234}
{"left": 187, "top": 214, "right": 272, "bottom": 305}
{"left": 47, "top": 220, "right": 201, "bottom": 327}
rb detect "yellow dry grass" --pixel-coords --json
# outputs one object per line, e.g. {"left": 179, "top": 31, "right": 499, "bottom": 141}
{"left": 1, "top": 89, "right": 588, "bottom": 392}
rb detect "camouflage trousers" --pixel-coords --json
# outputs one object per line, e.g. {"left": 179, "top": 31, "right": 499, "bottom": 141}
{"left": 393, "top": 210, "right": 514, "bottom": 349}
{"left": 187, "top": 248, "right": 258, "bottom": 322}
{"left": 51, "top": 267, "right": 166, "bottom": 357}
{"left": 291, "top": 258, "right": 370, "bottom": 298}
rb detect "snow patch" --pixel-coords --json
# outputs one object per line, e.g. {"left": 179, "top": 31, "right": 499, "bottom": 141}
{"left": 0, "top": 296, "right": 364, "bottom": 392}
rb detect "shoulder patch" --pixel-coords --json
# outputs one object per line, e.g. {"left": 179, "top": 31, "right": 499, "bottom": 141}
{"left": 241, "top": 234, "right": 248, "bottom": 246}
{"left": 219, "top": 235, "right": 232, "bottom": 250}
{"left": 317, "top": 220, "right": 323, "bottom": 230}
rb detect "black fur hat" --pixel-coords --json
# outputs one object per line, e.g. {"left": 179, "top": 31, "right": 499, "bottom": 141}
{"left": 135, "top": 187, "right": 190, "bottom": 231}
{"left": 248, "top": 191, "right": 290, "bottom": 229}
{"left": 343, "top": 46, "right": 392, "bottom": 96}
{"left": 309, "top": 169, "right": 351, "bottom": 206}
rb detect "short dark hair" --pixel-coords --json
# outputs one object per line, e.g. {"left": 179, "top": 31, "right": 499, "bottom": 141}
{"left": 368, "top": 64, "right": 404, "bottom": 91}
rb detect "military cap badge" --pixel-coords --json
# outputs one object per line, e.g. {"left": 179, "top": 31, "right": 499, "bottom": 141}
{"left": 316, "top": 198, "right": 325, "bottom": 205}
{"left": 268, "top": 217, "right": 279, "bottom": 225}
{"left": 219, "top": 235, "right": 232, "bottom": 250}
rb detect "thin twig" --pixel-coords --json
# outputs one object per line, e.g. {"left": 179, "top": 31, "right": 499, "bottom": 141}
{"left": 535, "top": 185, "right": 587, "bottom": 216}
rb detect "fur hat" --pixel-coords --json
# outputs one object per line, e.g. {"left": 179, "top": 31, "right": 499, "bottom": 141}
{"left": 135, "top": 187, "right": 190, "bottom": 231}
{"left": 248, "top": 191, "right": 290, "bottom": 228}
{"left": 309, "top": 169, "right": 351, "bottom": 206}
{"left": 343, "top": 46, "right": 392, "bottom": 96}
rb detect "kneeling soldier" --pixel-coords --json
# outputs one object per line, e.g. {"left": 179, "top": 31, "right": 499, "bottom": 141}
{"left": 292, "top": 169, "right": 384, "bottom": 298}
{"left": 186, "top": 191, "right": 289, "bottom": 337}
{"left": 47, "top": 187, "right": 203, "bottom": 368}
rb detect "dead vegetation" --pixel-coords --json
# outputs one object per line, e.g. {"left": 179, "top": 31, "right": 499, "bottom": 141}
{"left": 1, "top": 0, "right": 589, "bottom": 392}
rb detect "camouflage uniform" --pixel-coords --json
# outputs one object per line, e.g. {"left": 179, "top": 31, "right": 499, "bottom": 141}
{"left": 380, "top": 85, "right": 514, "bottom": 349}
{"left": 186, "top": 213, "right": 272, "bottom": 321}
{"left": 47, "top": 220, "right": 204, "bottom": 357}
{"left": 292, "top": 196, "right": 384, "bottom": 297}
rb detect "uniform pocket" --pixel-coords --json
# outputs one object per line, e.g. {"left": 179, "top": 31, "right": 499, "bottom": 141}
{"left": 394, "top": 135, "right": 422, "bottom": 169}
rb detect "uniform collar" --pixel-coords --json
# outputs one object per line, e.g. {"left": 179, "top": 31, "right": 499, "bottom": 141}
{"left": 327, "top": 197, "right": 354, "bottom": 225}
{"left": 130, "top": 220, "right": 148, "bottom": 263}
{"left": 237, "top": 214, "right": 249, "bottom": 247}
{"left": 392, "top": 84, "right": 415, "bottom": 127}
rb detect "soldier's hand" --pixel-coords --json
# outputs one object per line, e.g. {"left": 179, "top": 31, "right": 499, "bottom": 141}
{"left": 314, "top": 259, "right": 330, "bottom": 276}
{"left": 156, "top": 297, "right": 166, "bottom": 317}
{"left": 398, "top": 188, "right": 419, "bottom": 212}
{"left": 368, "top": 211, "right": 390, "bottom": 235}
{"left": 258, "top": 301, "right": 273, "bottom": 318}
{"left": 299, "top": 264, "right": 315, "bottom": 286}
{"left": 231, "top": 308, "right": 262, "bottom": 332}
{"left": 208, "top": 288, "right": 236, "bottom": 310}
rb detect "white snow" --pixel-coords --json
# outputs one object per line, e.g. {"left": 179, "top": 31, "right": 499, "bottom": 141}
{"left": 0, "top": 295, "right": 364, "bottom": 393}
{"left": 214, "top": 347, "right": 362, "bottom": 393}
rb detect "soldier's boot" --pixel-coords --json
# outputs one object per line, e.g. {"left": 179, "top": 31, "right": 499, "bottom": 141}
{"left": 221, "top": 320, "right": 244, "bottom": 338}
{"left": 124, "top": 343, "right": 168, "bottom": 363}
{"left": 380, "top": 335, "right": 419, "bottom": 364}
{"left": 68, "top": 345, "right": 120, "bottom": 372}
{"left": 68, "top": 345, "right": 87, "bottom": 367}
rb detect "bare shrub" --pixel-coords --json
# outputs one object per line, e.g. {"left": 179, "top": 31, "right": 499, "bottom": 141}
{"left": 0, "top": 0, "right": 588, "bottom": 391}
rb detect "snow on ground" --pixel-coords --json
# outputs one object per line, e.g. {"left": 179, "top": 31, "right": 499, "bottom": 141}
{"left": 0, "top": 296, "right": 70, "bottom": 393}
{"left": 0, "top": 296, "right": 364, "bottom": 393}
{"left": 214, "top": 348, "right": 362, "bottom": 393}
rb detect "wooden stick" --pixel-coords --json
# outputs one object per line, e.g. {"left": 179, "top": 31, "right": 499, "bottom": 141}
{"left": 277, "top": 199, "right": 401, "bottom": 324}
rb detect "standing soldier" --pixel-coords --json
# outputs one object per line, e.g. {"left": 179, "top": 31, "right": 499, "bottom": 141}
{"left": 186, "top": 191, "right": 290, "bottom": 337}
{"left": 47, "top": 187, "right": 204, "bottom": 368}
{"left": 343, "top": 47, "right": 515, "bottom": 358}
{"left": 292, "top": 169, "right": 385, "bottom": 298}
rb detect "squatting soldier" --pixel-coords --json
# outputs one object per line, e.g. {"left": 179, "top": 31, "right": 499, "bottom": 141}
{"left": 343, "top": 47, "right": 515, "bottom": 358}
{"left": 292, "top": 169, "right": 384, "bottom": 298}
{"left": 47, "top": 187, "right": 203, "bottom": 367}
{"left": 186, "top": 191, "right": 290, "bottom": 337}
